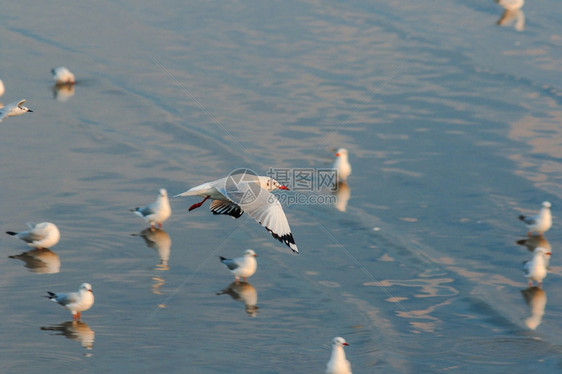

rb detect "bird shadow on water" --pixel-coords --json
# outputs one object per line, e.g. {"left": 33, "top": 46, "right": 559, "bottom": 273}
{"left": 217, "top": 281, "right": 259, "bottom": 317}
{"left": 41, "top": 320, "right": 95, "bottom": 352}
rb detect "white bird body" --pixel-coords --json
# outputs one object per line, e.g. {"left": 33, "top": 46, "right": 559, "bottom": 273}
{"left": 46, "top": 283, "right": 94, "bottom": 319}
{"left": 0, "top": 99, "right": 33, "bottom": 122}
{"left": 220, "top": 249, "right": 258, "bottom": 281}
{"left": 333, "top": 148, "right": 352, "bottom": 183}
{"left": 496, "top": 0, "right": 524, "bottom": 11}
{"left": 132, "top": 189, "right": 171, "bottom": 228}
{"left": 519, "top": 201, "right": 552, "bottom": 236}
{"left": 523, "top": 247, "right": 550, "bottom": 287}
{"left": 175, "top": 174, "right": 298, "bottom": 253}
{"left": 0, "top": 79, "right": 5, "bottom": 97}
{"left": 6, "top": 222, "right": 60, "bottom": 249}
{"left": 326, "top": 337, "right": 352, "bottom": 374}
{"left": 52, "top": 66, "right": 75, "bottom": 85}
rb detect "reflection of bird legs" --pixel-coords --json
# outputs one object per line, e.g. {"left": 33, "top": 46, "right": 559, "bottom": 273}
{"left": 189, "top": 196, "right": 210, "bottom": 211}
{"left": 152, "top": 277, "right": 165, "bottom": 295}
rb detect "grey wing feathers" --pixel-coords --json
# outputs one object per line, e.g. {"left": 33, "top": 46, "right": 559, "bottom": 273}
{"left": 48, "top": 291, "right": 78, "bottom": 306}
{"left": 523, "top": 260, "right": 531, "bottom": 276}
{"left": 18, "top": 230, "right": 44, "bottom": 242}
{"left": 519, "top": 215, "right": 536, "bottom": 225}
{"left": 136, "top": 205, "right": 154, "bottom": 217}
{"left": 220, "top": 257, "right": 239, "bottom": 270}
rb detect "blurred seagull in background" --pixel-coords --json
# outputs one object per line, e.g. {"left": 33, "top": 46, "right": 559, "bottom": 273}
{"left": 519, "top": 201, "right": 552, "bottom": 236}
{"left": 6, "top": 222, "right": 60, "bottom": 249}
{"left": 0, "top": 99, "right": 33, "bottom": 122}
{"left": 131, "top": 189, "right": 171, "bottom": 229}
{"left": 326, "top": 337, "right": 352, "bottom": 374}
{"left": 52, "top": 66, "right": 75, "bottom": 85}
{"left": 333, "top": 148, "right": 352, "bottom": 183}
{"left": 46, "top": 283, "right": 94, "bottom": 320}
{"left": 220, "top": 249, "right": 258, "bottom": 282}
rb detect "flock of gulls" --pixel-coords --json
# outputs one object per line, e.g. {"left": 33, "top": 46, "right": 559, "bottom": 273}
{"left": 2, "top": 71, "right": 353, "bottom": 372}
{"left": 0, "top": 3, "right": 536, "bottom": 366}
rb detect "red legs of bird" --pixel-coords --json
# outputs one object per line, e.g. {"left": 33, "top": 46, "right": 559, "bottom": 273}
{"left": 189, "top": 196, "right": 210, "bottom": 211}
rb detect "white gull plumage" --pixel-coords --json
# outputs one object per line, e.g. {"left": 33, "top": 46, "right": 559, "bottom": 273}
{"left": 52, "top": 66, "right": 75, "bottom": 85}
{"left": 0, "top": 99, "right": 33, "bottom": 122}
{"left": 519, "top": 201, "right": 552, "bottom": 236}
{"left": 6, "top": 222, "right": 60, "bottom": 249}
{"left": 132, "top": 188, "right": 171, "bottom": 228}
{"left": 220, "top": 249, "right": 258, "bottom": 282}
{"left": 175, "top": 174, "right": 298, "bottom": 253}
{"left": 523, "top": 247, "right": 550, "bottom": 287}
{"left": 46, "top": 283, "right": 95, "bottom": 319}
{"left": 333, "top": 148, "right": 352, "bottom": 183}
{"left": 326, "top": 337, "right": 352, "bottom": 374}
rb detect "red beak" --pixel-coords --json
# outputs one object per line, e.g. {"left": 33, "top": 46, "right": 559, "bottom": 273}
{"left": 336, "top": 153, "right": 340, "bottom": 157}
{"left": 546, "top": 252, "right": 552, "bottom": 255}
{"left": 278, "top": 185, "right": 289, "bottom": 190}
{"left": 343, "top": 342, "right": 349, "bottom": 346}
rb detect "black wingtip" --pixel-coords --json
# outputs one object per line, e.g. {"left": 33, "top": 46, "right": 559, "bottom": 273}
{"left": 518, "top": 215, "right": 526, "bottom": 221}
{"left": 219, "top": 256, "right": 228, "bottom": 261}
{"left": 6, "top": 231, "right": 17, "bottom": 236}
{"left": 267, "top": 229, "right": 299, "bottom": 254}
{"left": 45, "top": 291, "right": 56, "bottom": 299}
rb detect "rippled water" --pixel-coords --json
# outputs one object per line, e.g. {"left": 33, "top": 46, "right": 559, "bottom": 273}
{"left": 1, "top": 0, "right": 562, "bottom": 372}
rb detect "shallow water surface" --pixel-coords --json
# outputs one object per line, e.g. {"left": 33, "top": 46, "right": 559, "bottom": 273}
{"left": 1, "top": 0, "right": 562, "bottom": 372}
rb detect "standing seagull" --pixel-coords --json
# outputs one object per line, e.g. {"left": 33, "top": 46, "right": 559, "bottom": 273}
{"left": 175, "top": 173, "right": 298, "bottom": 253}
{"left": 46, "top": 283, "right": 95, "bottom": 320}
{"left": 519, "top": 201, "right": 552, "bottom": 236}
{"left": 6, "top": 222, "right": 60, "bottom": 249}
{"left": 0, "top": 99, "right": 33, "bottom": 122}
{"left": 523, "top": 247, "right": 550, "bottom": 287}
{"left": 52, "top": 66, "right": 75, "bottom": 85}
{"left": 326, "top": 337, "right": 352, "bottom": 374}
{"left": 220, "top": 249, "right": 258, "bottom": 282}
{"left": 333, "top": 148, "right": 352, "bottom": 184}
{"left": 131, "top": 189, "right": 172, "bottom": 228}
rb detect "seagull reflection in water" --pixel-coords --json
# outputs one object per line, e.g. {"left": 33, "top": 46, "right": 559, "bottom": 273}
{"left": 52, "top": 84, "right": 75, "bottom": 102}
{"left": 132, "top": 228, "right": 171, "bottom": 270}
{"left": 333, "top": 181, "right": 350, "bottom": 212}
{"left": 41, "top": 320, "right": 95, "bottom": 350}
{"left": 521, "top": 286, "right": 546, "bottom": 330}
{"left": 495, "top": 0, "right": 525, "bottom": 31}
{"left": 217, "top": 281, "right": 259, "bottom": 317}
{"left": 9, "top": 248, "right": 60, "bottom": 274}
